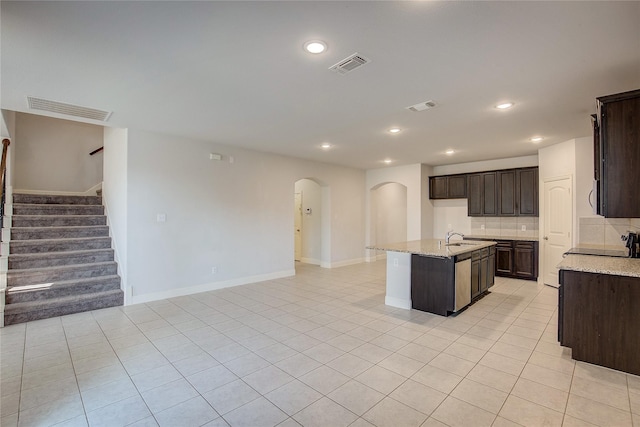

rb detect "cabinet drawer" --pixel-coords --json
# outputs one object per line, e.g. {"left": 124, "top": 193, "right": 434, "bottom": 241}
{"left": 480, "top": 247, "right": 490, "bottom": 258}
{"left": 471, "top": 250, "right": 481, "bottom": 261}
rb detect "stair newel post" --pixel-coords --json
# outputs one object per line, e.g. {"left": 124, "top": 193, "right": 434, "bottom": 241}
{"left": 0, "top": 138, "right": 8, "bottom": 327}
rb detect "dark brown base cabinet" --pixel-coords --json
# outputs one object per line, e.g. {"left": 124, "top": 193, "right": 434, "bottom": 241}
{"left": 467, "top": 238, "right": 538, "bottom": 281}
{"left": 411, "top": 248, "right": 495, "bottom": 317}
{"left": 559, "top": 270, "right": 640, "bottom": 376}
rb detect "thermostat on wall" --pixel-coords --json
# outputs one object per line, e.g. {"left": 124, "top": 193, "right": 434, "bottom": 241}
{"left": 209, "top": 153, "right": 222, "bottom": 161}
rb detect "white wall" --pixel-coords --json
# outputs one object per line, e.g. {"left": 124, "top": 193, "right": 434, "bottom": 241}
{"left": 294, "top": 178, "right": 322, "bottom": 265}
{"left": 125, "top": 129, "right": 366, "bottom": 303}
{"left": 103, "top": 127, "right": 129, "bottom": 302}
{"left": 13, "top": 113, "right": 103, "bottom": 193}
{"left": 372, "top": 182, "right": 407, "bottom": 246}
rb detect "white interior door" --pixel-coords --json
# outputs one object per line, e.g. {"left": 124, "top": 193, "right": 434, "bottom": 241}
{"left": 543, "top": 176, "right": 572, "bottom": 287}
{"left": 294, "top": 192, "right": 302, "bottom": 261}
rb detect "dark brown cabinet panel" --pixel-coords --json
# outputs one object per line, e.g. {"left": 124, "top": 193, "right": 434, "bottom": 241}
{"left": 497, "top": 170, "right": 516, "bottom": 216}
{"left": 559, "top": 270, "right": 640, "bottom": 376}
{"left": 467, "top": 174, "right": 482, "bottom": 216}
{"left": 482, "top": 172, "right": 497, "bottom": 216}
{"left": 517, "top": 167, "right": 538, "bottom": 216}
{"left": 429, "top": 174, "right": 467, "bottom": 199}
{"left": 495, "top": 242, "right": 513, "bottom": 274}
{"left": 596, "top": 89, "right": 640, "bottom": 218}
{"left": 471, "top": 247, "right": 494, "bottom": 300}
{"left": 514, "top": 242, "right": 536, "bottom": 279}
{"left": 411, "top": 255, "right": 454, "bottom": 316}
{"left": 471, "top": 257, "right": 480, "bottom": 299}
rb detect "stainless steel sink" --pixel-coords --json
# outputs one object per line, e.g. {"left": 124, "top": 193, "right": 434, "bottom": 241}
{"left": 446, "top": 242, "right": 477, "bottom": 247}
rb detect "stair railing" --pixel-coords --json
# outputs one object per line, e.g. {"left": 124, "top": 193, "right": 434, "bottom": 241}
{"left": 0, "top": 139, "right": 10, "bottom": 231}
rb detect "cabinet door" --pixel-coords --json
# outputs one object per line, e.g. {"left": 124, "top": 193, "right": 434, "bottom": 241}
{"left": 592, "top": 115, "right": 602, "bottom": 215}
{"left": 480, "top": 256, "right": 489, "bottom": 293}
{"left": 517, "top": 168, "right": 538, "bottom": 216}
{"left": 447, "top": 175, "right": 467, "bottom": 198}
{"left": 497, "top": 170, "right": 517, "bottom": 216}
{"left": 600, "top": 95, "right": 640, "bottom": 217}
{"left": 482, "top": 172, "right": 498, "bottom": 216}
{"left": 471, "top": 259, "right": 481, "bottom": 299}
{"left": 467, "top": 174, "right": 483, "bottom": 216}
{"left": 514, "top": 242, "right": 536, "bottom": 279}
{"left": 429, "top": 177, "right": 448, "bottom": 199}
{"left": 495, "top": 242, "right": 513, "bottom": 275}
{"left": 487, "top": 253, "right": 496, "bottom": 288}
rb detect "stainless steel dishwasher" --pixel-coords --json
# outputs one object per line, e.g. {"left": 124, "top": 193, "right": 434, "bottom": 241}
{"left": 454, "top": 252, "right": 472, "bottom": 312}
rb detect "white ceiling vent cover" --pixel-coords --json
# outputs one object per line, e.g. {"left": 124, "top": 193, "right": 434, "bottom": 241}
{"left": 329, "top": 53, "right": 370, "bottom": 75}
{"left": 406, "top": 100, "right": 437, "bottom": 112}
{"left": 27, "top": 97, "right": 112, "bottom": 121}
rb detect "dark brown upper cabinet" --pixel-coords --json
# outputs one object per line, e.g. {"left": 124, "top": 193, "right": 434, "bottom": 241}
{"left": 497, "top": 168, "right": 539, "bottom": 216}
{"left": 429, "top": 174, "right": 467, "bottom": 199}
{"left": 467, "top": 172, "right": 497, "bottom": 216}
{"left": 595, "top": 88, "right": 640, "bottom": 218}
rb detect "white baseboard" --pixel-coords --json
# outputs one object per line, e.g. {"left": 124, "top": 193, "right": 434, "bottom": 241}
{"left": 129, "top": 269, "right": 296, "bottom": 305}
{"left": 385, "top": 295, "right": 411, "bottom": 310}
{"left": 321, "top": 257, "right": 364, "bottom": 269}
{"left": 13, "top": 182, "right": 102, "bottom": 196}
{"left": 300, "top": 257, "right": 321, "bottom": 266}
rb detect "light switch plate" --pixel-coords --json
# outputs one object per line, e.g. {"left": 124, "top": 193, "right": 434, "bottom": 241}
{"left": 157, "top": 213, "right": 166, "bottom": 222}
{"left": 521, "top": 225, "right": 526, "bottom": 231}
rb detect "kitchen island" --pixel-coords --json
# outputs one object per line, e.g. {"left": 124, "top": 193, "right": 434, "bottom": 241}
{"left": 367, "top": 239, "right": 497, "bottom": 316}
{"left": 558, "top": 254, "right": 640, "bottom": 376}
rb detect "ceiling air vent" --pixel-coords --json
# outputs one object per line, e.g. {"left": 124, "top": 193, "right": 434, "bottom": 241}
{"left": 27, "top": 97, "right": 112, "bottom": 121}
{"left": 406, "top": 100, "right": 437, "bottom": 112}
{"left": 329, "top": 53, "right": 370, "bottom": 75}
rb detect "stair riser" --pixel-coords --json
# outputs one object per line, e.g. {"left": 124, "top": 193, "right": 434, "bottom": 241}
{"left": 4, "top": 292, "right": 124, "bottom": 326}
{"left": 9, "top": 251, "right": 114, "bottom": 270}
{"left": 12, "top": 205, "right": 104, "bottom": 216}
{"left": 13, "top": 194, "right": 102, "bottom": 205}
{"left": 8, "top": 264, "right": 118, "bottom": 286}
{"left": 11, "top": 227, "right": 109, "bottom": 240}
{"left": 6, "top": 278, "right": 121, "bottom": 304}
{"left": 9, "top": 238, "right": 112, "bottom": 254}
{"left": 11, "top": 216, "right": 107, "bottom": 227}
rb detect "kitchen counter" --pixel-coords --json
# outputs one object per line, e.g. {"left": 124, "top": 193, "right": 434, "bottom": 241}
{"left": 367, "top": 239, "right": 496, "bottom": 258}
{"left": 465, "top": 234, "right": 539, "bottom": 242}
{"left": 557, "top": 254, "right": 640, "bottom": 278}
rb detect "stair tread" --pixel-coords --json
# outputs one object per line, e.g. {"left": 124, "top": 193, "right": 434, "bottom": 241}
{"left": 9, "top": 248, "right": 114, "bottom": 259}
{"left": 7, "top": 261, "right": 117, "bottom": 274}
{"left": 10, "top": 236, "right": 111, "bottom": 245}
{"left": 4, "top": 289, "right": 123, "bottom": 312}
{"left": 11, "top": 214, "right": 106, "bottom": 218}
{"left": 7, "top": 274, "right": 121, "bottom": 291}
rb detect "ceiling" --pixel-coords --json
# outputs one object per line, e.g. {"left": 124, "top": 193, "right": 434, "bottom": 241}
{"left": 2, "top": 1, "right": 639, "bottom": 170}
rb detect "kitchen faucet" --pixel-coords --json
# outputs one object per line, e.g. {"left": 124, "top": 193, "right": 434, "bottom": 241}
{"left": 445, "top": 231, "right": 465, "bottom": 245}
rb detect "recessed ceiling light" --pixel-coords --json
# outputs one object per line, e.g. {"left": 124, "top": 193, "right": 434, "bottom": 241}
{"left": 383, "top": 159, "right": 393, "bottom": 164}
{"left": 320, "top": 142, "right": 332, "bottom": 149}
{"left": 495, "top": 102, "right": 514, "bottom": 110}
{"left": 388, "top": 128, "right": 401, "bottom": 134}
{"left": 303, "top": 40, "right": 327, "bottom": 54}
{"left": 530, "top": 136, "right": 544, "bottom": 143}
{"left": 445, "top": 149, "right": 455, "bottom": 155}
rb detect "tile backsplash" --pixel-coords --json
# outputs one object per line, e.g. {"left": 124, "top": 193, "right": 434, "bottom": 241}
{"left": 579, "top": 217, "right": 640, "bottom": 248}
{"left": 470, "top": 217, "right": 539, "bottom": 238}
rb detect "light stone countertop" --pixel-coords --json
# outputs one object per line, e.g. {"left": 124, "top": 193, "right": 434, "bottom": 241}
{"left": 557, "top": 254, "right": 640, "bottom": 278}
{"left": 367, "top": 239, "right": 496, "bottom": 259}
{"left": 465, "top": 234, "right": 539, "bottom": 242}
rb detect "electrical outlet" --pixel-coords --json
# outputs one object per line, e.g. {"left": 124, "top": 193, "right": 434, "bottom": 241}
{"left": 393, "top": 258, "right": 398, "bottom": 267}
{"left": 481, "top": 224, "right": 485, "bottom": 230}
{"left": 211, "top": 267, "right": 218, "bottom": 274}
{"left": 521, "top": 225, "right": 526, "bottom": 231}
{"left": 157, "top": 213, "right": 166, "bottom": 223}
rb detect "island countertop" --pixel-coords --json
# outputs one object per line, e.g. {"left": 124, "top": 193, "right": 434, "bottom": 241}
{"left": 367, "top": 239, "right": 496, "bottom": 258}
{"left": 557, "top": 254, "right": 640, "bottom": 278}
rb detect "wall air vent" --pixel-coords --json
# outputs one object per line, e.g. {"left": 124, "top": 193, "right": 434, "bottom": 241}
{"left": 27, "top": 97, "right": 112, "bottom": 121}
{"left": 406, "top": 100, "right": 437, "bottom": 112}
{"left": 329, "top": 53, "right": 370, "bottom": 75}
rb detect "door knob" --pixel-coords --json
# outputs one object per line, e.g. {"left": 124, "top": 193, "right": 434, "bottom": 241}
{"left": 543, "top": 236, "right": 549, "bottom": 240}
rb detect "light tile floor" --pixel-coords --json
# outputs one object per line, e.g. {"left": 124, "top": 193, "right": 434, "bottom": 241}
{"left": 1, "top": 261, "right": 639, "bottom": 427}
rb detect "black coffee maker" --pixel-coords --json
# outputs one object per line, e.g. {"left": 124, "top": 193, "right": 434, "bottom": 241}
{"left": 622, "top": 232, "right": 639, "bottom": 258}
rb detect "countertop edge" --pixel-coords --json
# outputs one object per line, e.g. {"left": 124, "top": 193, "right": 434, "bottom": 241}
{"left": 557, "top": 254, "right": 640, "bottom": 278}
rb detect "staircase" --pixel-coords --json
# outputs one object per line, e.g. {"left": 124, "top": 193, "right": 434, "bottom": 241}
{"left": 3, "top": 193, "right": 123, "bottom": 325}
